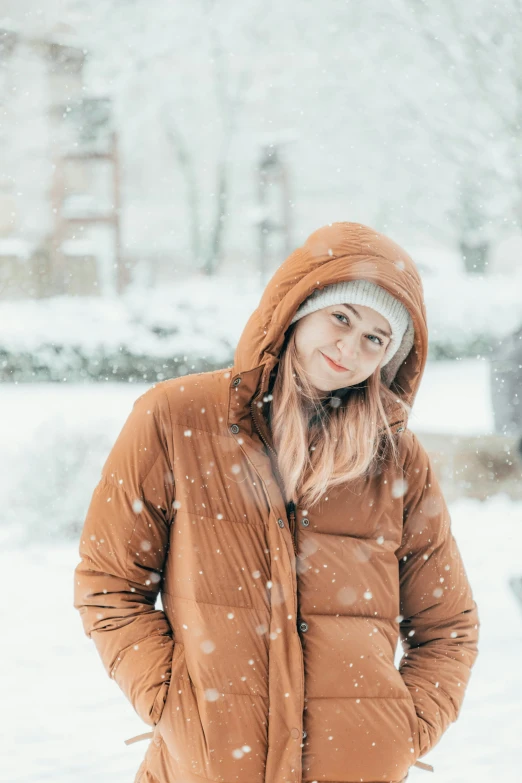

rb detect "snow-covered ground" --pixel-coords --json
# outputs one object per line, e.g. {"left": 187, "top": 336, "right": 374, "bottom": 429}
{"left": 2, "top": 361, "right": 521, "bottom": 781}
{"left": 407, "top": 358, "right": 494, "bottom": 435}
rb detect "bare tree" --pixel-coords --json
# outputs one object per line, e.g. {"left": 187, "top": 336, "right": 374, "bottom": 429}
{"left": 385, "top": 0, "right": 522, "bottom": 266}
{"left": 70, "top": 0, "right": 265, "bottom": 275}
{"left": 198, "top": 0, "right": 256, "bottom": 274}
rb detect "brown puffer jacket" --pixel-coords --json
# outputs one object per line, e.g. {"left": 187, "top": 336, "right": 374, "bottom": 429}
{"left": 74, "top": 222, "right": 479, "bottom": 783}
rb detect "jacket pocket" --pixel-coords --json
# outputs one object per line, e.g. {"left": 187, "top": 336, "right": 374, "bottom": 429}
{"left": 125, "top": 641, "right": 188, "bottom": 746}
{"left": 402, "top": 689, "right": 434, "bottom": 772}
{"left": 402, "top": 687, "right": 422, "bottom": 761}
{"left": 156, "top": 644, "right": 210, "bottom": 779}
{"left": 155, "top": 641, "right": 186, "bottom": 727}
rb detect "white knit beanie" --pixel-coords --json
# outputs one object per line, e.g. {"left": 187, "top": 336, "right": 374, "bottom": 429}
{"left": 290, "top": 279, "right": 414, "bottom": 372}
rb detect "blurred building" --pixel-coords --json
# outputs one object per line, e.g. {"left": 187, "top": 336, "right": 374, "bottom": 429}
{"left": 0, "top": 23, "right": 124, "bottom": 299}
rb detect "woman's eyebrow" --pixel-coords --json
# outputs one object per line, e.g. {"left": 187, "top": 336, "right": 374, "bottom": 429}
{"left": 340, "top": 303, "right": 392, "bottom": 339}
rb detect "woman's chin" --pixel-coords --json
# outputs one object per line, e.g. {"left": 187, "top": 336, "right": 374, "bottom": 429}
{"left": 310, "top": 373, "right": 332, "bottom": 390}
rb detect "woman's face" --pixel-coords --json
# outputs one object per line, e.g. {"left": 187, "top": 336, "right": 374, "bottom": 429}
{"left": 293, "top": 303, "right": 392, "bottom": 393}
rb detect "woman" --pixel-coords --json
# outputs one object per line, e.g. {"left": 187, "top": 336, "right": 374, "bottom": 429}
{"left": 74, "top": 222, "right": 479, "bottom": 783}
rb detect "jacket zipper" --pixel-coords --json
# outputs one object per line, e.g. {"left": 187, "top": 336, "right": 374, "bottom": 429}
{"left": 250, "top": 400, "right": 305, "bottom": 768}
{"left": 287, "top": 499, "right": 298, "bottom": 556}
{"left": 249, "top": 397, "right": 306, "bottom": 768}
{"left": 249, "top": 399, "right": 298, "bottom": 556}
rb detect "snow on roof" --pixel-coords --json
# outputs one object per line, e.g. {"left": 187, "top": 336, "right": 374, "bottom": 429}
{"left": 0, "top": 238, "right": 33, "bottom": 260}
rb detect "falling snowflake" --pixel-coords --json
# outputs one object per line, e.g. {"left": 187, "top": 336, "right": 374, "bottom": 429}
{"left": 338, "top": 586, "right": 357, "bottom": 605}
{"left": 392, "top": 479, "right": 408, "bottom": 498}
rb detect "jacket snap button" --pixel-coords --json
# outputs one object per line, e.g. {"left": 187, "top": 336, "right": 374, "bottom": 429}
{"left": 230, "top": 424, "right": 240, "bottom": 434}
{"left": 301, "top": 518, "right": 310, "bottom": 527}
{"left": 299, "top": 621, "right": 308, "bottom": 633}
{"left": 232, "top": 377, "right": 241, "bottom": 386}
{"left": 290, "top": 727, "right": 300, "bottom": 739}
{"left": 277, "top": 518, "right": 285, "bottom": 528}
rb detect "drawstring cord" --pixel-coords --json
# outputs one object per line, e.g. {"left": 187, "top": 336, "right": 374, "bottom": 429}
{"left": 124, "top": 731, "right": 154, "bottom": 745}
{"left": 123, "top": 733, "right": 434, "bottom": 773}
{"left": 414, "top": 760, "right": 434, "bottom": 772}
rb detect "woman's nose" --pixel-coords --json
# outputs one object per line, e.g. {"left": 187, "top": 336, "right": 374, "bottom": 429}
{"left": 337, "top": 336, "right": 358, "bottom": 362}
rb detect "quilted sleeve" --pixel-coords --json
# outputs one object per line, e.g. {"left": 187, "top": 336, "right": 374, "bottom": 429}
{"left": 73, "top": 383, "right": 176, "bottom": 726}
{"left": 397, "top": 431, "right": 479, "bottom": 758}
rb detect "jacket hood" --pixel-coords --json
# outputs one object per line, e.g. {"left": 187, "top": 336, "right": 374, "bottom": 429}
{"left": 233, "top": 221, "right": 429, "bottom": 429}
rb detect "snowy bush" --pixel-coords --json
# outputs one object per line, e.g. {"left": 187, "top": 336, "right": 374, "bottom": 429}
{"left": 424, "top": 269, "right": 522, "bottom": 359}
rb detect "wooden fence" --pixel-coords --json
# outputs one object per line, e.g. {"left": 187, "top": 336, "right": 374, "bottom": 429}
{"left": 418, "top": 431, "right": 522, "bottom": 503}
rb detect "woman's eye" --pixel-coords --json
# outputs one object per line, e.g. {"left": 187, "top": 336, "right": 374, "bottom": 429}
{"left": 334, "top": 313, "right": 383, "bottom": 346}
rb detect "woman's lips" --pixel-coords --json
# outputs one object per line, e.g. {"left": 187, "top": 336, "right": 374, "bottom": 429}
{"left": 321, "top": 352, "right": 350, "bottom": 372}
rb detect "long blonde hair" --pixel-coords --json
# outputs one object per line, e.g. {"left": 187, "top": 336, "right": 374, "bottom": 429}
{"left": 269, "top": 323, "right": 409, "bottom": 509}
